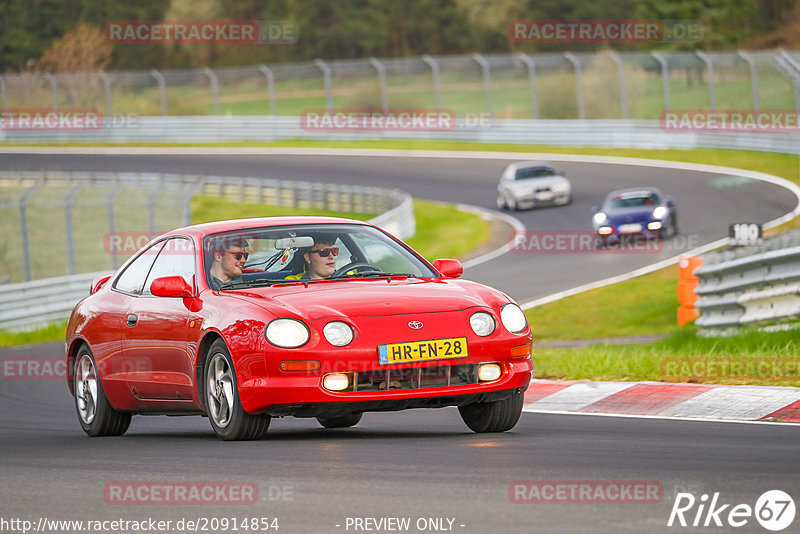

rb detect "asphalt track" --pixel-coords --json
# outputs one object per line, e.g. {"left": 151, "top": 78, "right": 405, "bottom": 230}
{"left": 1, "top": 152, "right": 799, "bottom": 533}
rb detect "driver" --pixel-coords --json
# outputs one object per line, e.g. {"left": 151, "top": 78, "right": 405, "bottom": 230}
{"left": 285, "top": 235, "right": 339, "bottom": 280}
{"left": 208, "top": 236, "right": 249, "bottom": 289}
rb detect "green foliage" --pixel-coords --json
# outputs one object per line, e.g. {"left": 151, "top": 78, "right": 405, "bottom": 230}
{"left": 5, "top": 0, "right": 798, "bottom": 72}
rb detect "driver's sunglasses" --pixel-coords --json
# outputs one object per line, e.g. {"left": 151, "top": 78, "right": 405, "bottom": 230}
{"left": 309, "top": 247, "right": 339, "bottom": 258}
{"left": 227, "top": 251, "right": 249, "bottom": 261}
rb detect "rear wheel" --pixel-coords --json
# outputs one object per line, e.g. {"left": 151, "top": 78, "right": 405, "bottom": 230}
{"left": 458, "top": 391, "right": 524, "bottom": 433}
{"left": 74, "top": 346, "right": 131, "bottom": 437}
{"left": 316, "top": 413, "right": 363, "bottom": 429}
{"left": 204, "top": 340, "right": 270, "bottom": 440}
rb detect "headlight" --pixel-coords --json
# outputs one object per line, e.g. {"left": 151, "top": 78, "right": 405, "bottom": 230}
{"left": 551, "top": 182, "right": 570, "bottom": 193}
{"left": 500, "top": 303, "right": 527, "bottom": 333}
{"left": 652, "top": 206, "right": 668, "bottom": 219}
{"left": 470, "top": 312, "right": 495, "bottom": 337}
{"left": 323, "top": 321, "right": 354, "bottom": 347}
{"left": 593, "top": 212, "right": 608, "bottom": 225}
{"left": 265, "top": 318, "right": 310, "bottom": 348}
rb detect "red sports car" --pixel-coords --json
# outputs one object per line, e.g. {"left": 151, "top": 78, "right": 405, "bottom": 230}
{"left": 66, "top": 217, "right": 533, "bottom": 440}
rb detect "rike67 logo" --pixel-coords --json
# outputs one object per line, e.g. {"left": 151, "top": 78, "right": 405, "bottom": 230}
{"left": 668, "top": 490, "right": 795, "bottom": 531}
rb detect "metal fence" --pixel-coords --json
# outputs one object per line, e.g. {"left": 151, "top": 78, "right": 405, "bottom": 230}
{"left": 3, "top": 50, "right": 800, "bottom": 119}
{"left": 0, "top": 171, "right": 412, "bottom": 285}
{"left": 694, "top": 229, "right": 800, "bottom": 333}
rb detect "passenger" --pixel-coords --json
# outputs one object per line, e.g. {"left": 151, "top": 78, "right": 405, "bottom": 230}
{"left": 285, "top": 236, "right": 339, "bottom": 280}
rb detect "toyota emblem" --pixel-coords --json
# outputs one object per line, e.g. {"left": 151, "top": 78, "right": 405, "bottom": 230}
{"left": 408, "top": 321, "right": 423, "bottom": 329}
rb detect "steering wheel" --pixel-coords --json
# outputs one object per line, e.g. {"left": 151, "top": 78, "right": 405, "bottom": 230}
{"left": 332, "top": 262, "right": 381, "bottom": 277}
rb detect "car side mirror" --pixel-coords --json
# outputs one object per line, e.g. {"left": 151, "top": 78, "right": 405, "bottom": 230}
{"left": 150, "top": 276, "right": 194, "bottom": 298}
{"left": 666, "top": 198, "right": 675, "bottom": 207}
{"left": 592, "top": 205, "right": 600, "bottom": 212}
{"left": 433, "top": 259, "right": 462, "bottom": 278}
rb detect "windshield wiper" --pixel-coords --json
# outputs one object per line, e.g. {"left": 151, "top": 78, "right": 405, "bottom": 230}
{"left": 336, "top": 272, "right": 413, "bottom": 279}
{"left": 216, "top": 279, "right": 279, "bottom": 290}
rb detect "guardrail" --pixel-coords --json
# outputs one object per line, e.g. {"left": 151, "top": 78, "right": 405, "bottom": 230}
{"left": 0, "top": 172, "right": 413, "bottom": 331}
{"left": 0, "top": 271, "right": 105, "bottom": 331}
{"left": 694, "top": 229, "right": 800, "bottom": 332}
{"left": 2, "top": 117, "right": 800, "bottom": 154}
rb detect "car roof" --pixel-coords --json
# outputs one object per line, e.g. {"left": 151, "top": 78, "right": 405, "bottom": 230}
{"left": 163, "top": 216, "right": 370, "bottom": 238}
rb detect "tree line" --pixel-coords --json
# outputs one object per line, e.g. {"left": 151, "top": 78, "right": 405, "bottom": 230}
{"left": 1, "top": 0, "right": 796, "bottom": 73}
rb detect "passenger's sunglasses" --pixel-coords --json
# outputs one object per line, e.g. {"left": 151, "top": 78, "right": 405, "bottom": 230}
{"left": 226, "top": 251, "right": 249, "bottom": 261}
{"left": 308, "top": 247, "right": 339, "bottom": 258}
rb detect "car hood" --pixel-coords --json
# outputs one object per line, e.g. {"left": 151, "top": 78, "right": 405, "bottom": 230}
{"left": 220, "top": 278, "right": 510, "bottom": 320}
{"left": 605, "top": 206, "right": 657, "bottom": 223}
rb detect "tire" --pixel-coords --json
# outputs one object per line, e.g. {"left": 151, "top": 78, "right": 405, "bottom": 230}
{"left": 74, "top": 346, "right": 131, "bottom": 437}
{"left": 508, "top": 197, "right": 518, "bottom": 211}
{"left": 458, "top": 391, "right": 524, "bottom": 433}
{"left": 316, "top": 413, "right": 362, "bottom": 429}
{"left": 497, "top": 195, "right": 508, "bottom": 210}
{"left": 204, "top": 339, "right": 270, "bottom": 441}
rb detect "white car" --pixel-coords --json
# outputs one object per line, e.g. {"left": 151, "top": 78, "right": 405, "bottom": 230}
{"left": 497, "top": 161, "right": 571, "bottom": 210}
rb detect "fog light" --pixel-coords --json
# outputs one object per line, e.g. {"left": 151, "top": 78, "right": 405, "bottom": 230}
{"left": 598, "top": 226, "right": 613, "bottom": 235}
{"left": 478, "top": 363, "right": 502, "bottom": 382}
{"left": 647, "top": 221, "right": 662, "bottom": 230}
{"left": 323, "top": 373, "right": 349, "bottom": 391}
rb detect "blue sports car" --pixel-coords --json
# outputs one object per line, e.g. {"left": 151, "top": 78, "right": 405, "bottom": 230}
{"left": 592, "top": 188, "right": 678, "bottom": 244}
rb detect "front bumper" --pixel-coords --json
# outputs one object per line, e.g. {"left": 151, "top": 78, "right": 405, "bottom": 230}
{"left": 264, "top": 384, "right": 529, "bottom": 418}
{"left": 239, "top": 358, "right": 533, "bottom": 416}
{"left": 515, "top": 192, "right": 570, "bottom": 208}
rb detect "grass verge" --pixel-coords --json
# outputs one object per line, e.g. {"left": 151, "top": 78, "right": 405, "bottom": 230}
{"left": 534, "top": 328, "right": 800, "bottom": 387}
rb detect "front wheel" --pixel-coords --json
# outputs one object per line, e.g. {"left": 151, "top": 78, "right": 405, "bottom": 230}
{"left": 458, "top": 391, "right": 524, "bottom": 433}
{"left": 316, "top": 413, "right": 362, "bottom": 429}
{"left": 204, "top": 340, "right": 270, "bottom": 440}
{"left": 74, "top": 346, "right": 131, "bottom": 437}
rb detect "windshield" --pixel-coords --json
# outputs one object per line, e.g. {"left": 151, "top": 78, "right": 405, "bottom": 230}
{"left": 202, "top": 223, "right": 437, "bottom": 289}
{"left": 604, "top": 191, "right": 661, "bottom": 210}
{"left": 515, "top": 166, "right": 556, "bottom": 180}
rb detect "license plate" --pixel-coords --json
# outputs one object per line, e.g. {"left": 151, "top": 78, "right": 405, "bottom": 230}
{"left": 535, "top": 191, "right": 553, "bottom": 201}
{"left": 378, "top": 337, "right": 468, "bottom": 365}
{"left": 618, "top": 223, "right": 643, "bottom": 234}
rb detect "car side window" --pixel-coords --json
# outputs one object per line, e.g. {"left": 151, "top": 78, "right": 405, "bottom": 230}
{"left": 143, "top": 238, "right": 195, "bottom": 296}
{"left": 113, "top": 241, "right": 166, "bottom": 295}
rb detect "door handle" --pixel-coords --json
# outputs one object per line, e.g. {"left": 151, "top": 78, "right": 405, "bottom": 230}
{"left": 126, "top": 314, "right": 138, "bottom": 327}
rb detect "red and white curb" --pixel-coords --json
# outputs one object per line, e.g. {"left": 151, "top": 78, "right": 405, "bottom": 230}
{"left": 523, "top": 380, "right": 800, "bottom": 423}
